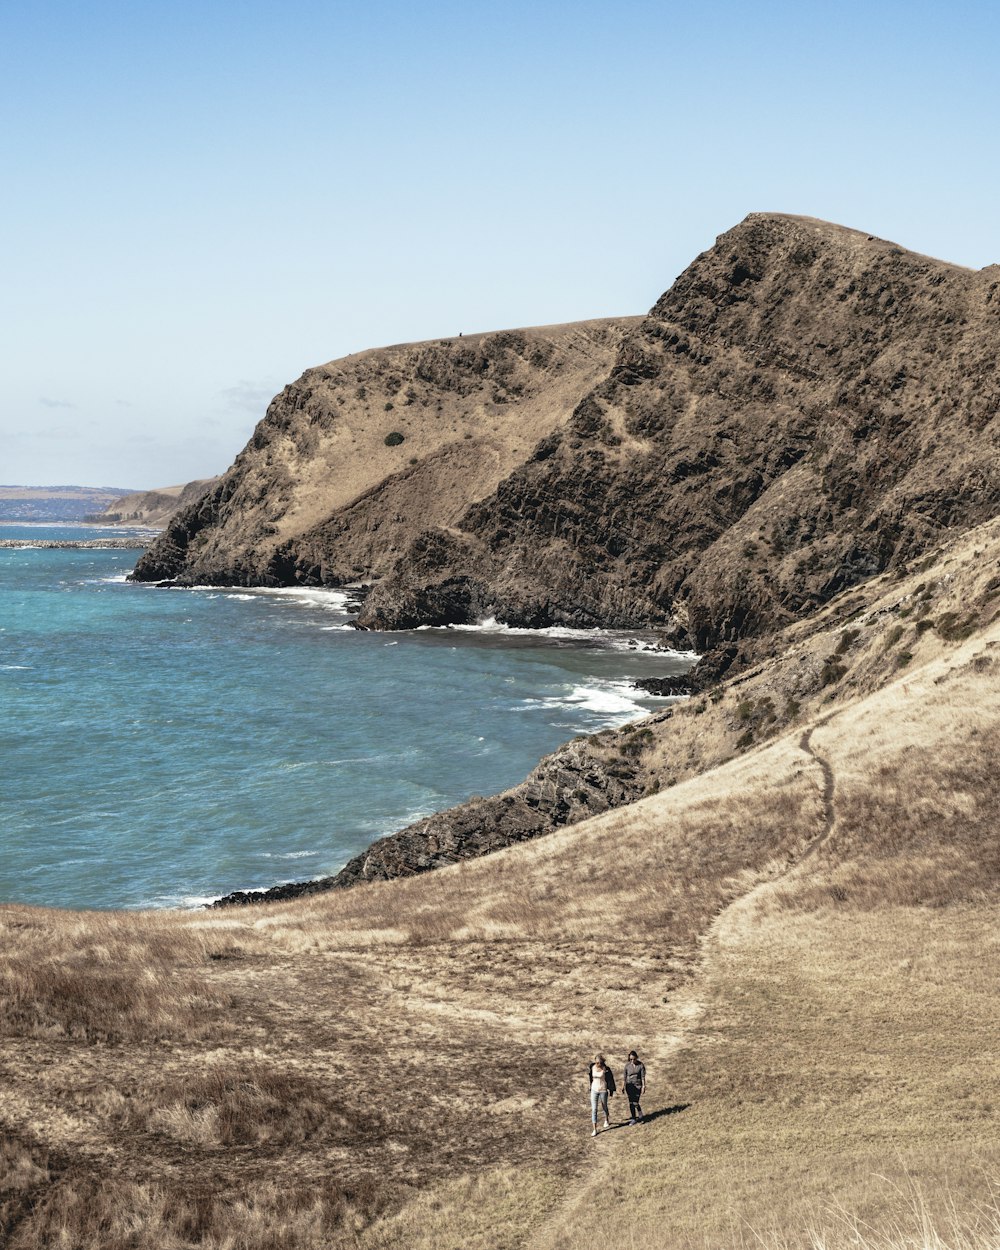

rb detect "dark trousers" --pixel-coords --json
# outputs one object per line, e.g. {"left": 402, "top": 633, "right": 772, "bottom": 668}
{"left": 626, "top": 1086, "right": 643, "bottom": 1119}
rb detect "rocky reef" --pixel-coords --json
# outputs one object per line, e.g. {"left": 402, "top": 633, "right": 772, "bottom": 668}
{"left": 212, "top": 728, "right": 658, "bottom": 906}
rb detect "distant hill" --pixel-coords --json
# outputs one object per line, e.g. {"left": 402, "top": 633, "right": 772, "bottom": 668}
{"left": 90, "top": 478, "right": 219, "bottom": 529}
{"left": 0, "top": 485, "right": 135, "bottom": 522}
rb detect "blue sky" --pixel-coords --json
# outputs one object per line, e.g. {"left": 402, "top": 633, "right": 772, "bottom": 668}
{"left": 2, "top": 0, "right": 998, "bottom": 488}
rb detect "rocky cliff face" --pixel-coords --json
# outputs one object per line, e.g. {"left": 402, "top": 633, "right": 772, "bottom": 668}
{"left": 137, "top": 216, "right": 1000, "bottom": 654}
{"left": 357, "top": 215, "right": 1000, "bottom": 648}
{"left": 130, "top": 321, "right": 639, "bottom": 586}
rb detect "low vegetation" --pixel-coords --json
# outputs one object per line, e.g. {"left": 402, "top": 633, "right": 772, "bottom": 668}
{"left": 3, "top": 521, "right": 1000, "bottom": 1247}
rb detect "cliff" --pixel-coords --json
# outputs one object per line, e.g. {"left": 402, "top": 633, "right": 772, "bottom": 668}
{"left": 130, "top": 321, "right": 639, "bottom": 585}
{"left": 133, "top": 215, "right": 1000, "bottom": 656}
{"left": 358, "top": 215, "right": 1000, "bottom": 646}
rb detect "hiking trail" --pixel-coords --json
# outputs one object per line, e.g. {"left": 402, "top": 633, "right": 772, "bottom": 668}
{"left": 527, "top": 718, "right": 840, "bottom": 1250}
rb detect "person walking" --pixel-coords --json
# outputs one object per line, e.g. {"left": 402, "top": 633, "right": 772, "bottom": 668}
{"left": 623, "top": 1049, "right": 646, "bottom": 1124}
{"left": 588, "top": 1053, "right": 616, "bottom": 1136}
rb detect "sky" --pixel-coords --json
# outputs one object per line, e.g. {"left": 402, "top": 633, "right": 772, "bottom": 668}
{"left": 2, "top": 0, "right": 998, "bottom": 489}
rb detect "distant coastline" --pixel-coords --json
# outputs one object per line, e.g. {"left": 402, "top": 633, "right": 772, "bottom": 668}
{"left": 0, "top": 537, "right": 150, "bottom": 549}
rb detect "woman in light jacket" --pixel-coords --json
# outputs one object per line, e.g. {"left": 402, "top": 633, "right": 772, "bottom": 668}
{"left": 588, "top": 1053, "right": 616, "bottom": 1136}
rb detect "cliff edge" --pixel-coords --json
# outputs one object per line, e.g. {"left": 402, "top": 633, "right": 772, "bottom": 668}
{"left": 133, "top": 215, "right": 1000, "bottom": 655}
{"left": 130, "top": 320, "right": 638, "bottom": 586}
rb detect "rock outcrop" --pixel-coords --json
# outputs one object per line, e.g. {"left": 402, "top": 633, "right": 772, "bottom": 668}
{"left": 212, "top": 729, "right": 655, "bottom": 906}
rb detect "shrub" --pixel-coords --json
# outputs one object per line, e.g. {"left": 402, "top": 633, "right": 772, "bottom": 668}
{"left": 384, "top": 431, "right": 405, "bottom": 447}
{"left": 935, "top": 611, "right": 976, "bottom": 641}
{"left": 820, "top": 656, "right": 847, "bottom": 687}
{"left": 835, "top": 628, "right": 860, "bottom": 655}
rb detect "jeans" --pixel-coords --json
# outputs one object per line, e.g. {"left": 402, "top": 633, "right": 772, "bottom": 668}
{"left": 590, "top": 1089, "right": 609, "bottom": 1124}
{"left": 626, "top": 1085, "right": 643, "bottom": 1119}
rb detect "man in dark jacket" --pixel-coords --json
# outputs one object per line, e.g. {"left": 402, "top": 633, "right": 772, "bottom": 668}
{"left": 623, "top": 1050, "right": 646, "bottom": 1123}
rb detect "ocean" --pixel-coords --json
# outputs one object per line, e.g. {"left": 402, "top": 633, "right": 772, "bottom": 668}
{"left": 0, "top": 524, "right": 694, "bottom": 910}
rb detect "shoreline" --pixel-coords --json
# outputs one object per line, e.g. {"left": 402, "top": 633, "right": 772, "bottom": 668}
{"left": 1, "top": 550, "right": 699, "bottom": 911}
{"left": 0, "top": 538, "right": 151, "bottom": 549}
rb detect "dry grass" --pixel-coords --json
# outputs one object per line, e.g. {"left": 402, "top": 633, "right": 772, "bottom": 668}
{"left": 3, "top": 521, "right": 1000, "bottom": 1248}
{"left": 4, "top": 1174, "right": 388, "bottom": 1250}
{"left": 0, "top": 910, "right": 231, "bottom": 1042}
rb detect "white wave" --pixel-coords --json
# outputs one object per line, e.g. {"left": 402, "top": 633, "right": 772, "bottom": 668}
{"left": 245, "top": 586, "right": 351, "bottom": 612}
{"left": 515, "top": 680, "right": 648, "bottom": 729}
{"left": 225, "top": 593, "right": 255, "bottom": 601}
{"left": 447, "top": 617, "right": 697, "bottom": 659}
{"left": 259, "top": 850, "right": 320, "bottom": 860}
{"left": 1, "top": 664, "right": 31, "bottom": 670}
{"left": 142, "top": 892, "right": 229, "bottom": 910}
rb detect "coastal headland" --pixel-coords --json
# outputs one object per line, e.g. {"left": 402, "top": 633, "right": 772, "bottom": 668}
{"left": 3, "top": 215, "right": 999, "bottom": 1249}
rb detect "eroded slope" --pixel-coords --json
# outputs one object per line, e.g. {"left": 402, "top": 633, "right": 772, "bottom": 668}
{"left": 360, "top": 214, "right": 1000, "bottom": 643}
{"left": 131, "top": 320, "right": 638, "bottom": 585}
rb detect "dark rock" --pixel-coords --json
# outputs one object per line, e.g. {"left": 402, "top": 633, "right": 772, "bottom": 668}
{"left": 211, "top": 733, "right": 654, "bottom": 908}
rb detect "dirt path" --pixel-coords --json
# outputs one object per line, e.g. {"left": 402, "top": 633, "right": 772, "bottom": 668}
{"left": 796, "top": 723, "right": 836, "bottom": 858}
{"left": 527, "top": 721, "right": 841, "bottom": 1249}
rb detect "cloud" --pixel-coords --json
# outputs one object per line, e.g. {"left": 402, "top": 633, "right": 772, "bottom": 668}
{"left": 219, "top": 379, "right": 280, "bottom": 415}
{"left": 39, "top": 396, "right": 77, "bottom": 409}
{"left": 115, "top": 399, "right": 134, "bottom": 408}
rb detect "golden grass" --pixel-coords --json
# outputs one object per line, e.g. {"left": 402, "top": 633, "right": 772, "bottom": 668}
{"left": 3, "top": 521, "right": 1000, "bottom": 1248}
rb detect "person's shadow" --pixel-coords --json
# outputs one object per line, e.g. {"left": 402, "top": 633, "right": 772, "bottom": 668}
{"left": 642, "top": 1102, "right": 690, "bottom": 1123}
{"left": 605, "top": 1103, "right": 690, "bottom": 1131}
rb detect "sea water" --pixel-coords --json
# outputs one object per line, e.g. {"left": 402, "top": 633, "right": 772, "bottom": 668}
{"left": 0, "top": 525, "right": 694, "bottom": 910}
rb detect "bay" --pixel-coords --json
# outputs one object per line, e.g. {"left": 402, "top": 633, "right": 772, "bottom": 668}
{"left": 0, "top": 524, "right": 693, "bottom": 910}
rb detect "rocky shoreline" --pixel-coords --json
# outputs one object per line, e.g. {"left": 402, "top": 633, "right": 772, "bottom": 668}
{"left": 0, "top": 538, "right": 150, "bottom": 549}
{"left": 210, "top": 725, "right": 665, "bottom": 908}
{"left": 208, "top": 643, "right": 738, "bottom": 909}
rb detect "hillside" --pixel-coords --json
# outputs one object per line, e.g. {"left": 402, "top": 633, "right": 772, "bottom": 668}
{"left": 130, "top": 320, "right": 639, "bottom": 584}
{"left": 133, "top": 215, "right": 1000, "bottom": 656}
{"left": 3, "top": 514, "right": 999, "bottom": 1249}
{"left": 91, "top": 478, "right": 219, "bottom": 528}
{"left": 358, "top": 214, "right": 1000, "bottom": 641}
{"left": 0, "top": 485, "right": 134, "bottom": 523}
{"left": 7, "top": 215, "right": 1000, "bottom": 1248}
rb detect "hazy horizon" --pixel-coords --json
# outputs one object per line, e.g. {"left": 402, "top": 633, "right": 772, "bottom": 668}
{"left": 3, "top": 0, "right": 999, "bottom": 489}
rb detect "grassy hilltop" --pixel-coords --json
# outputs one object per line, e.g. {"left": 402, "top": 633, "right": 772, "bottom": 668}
{"left": 2, "top": 514, "right": 999, "bottom": 1249}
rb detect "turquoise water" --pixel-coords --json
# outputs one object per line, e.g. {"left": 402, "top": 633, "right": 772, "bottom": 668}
{"left": 0, "top": 524, "right": 692, "bottom": 910}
